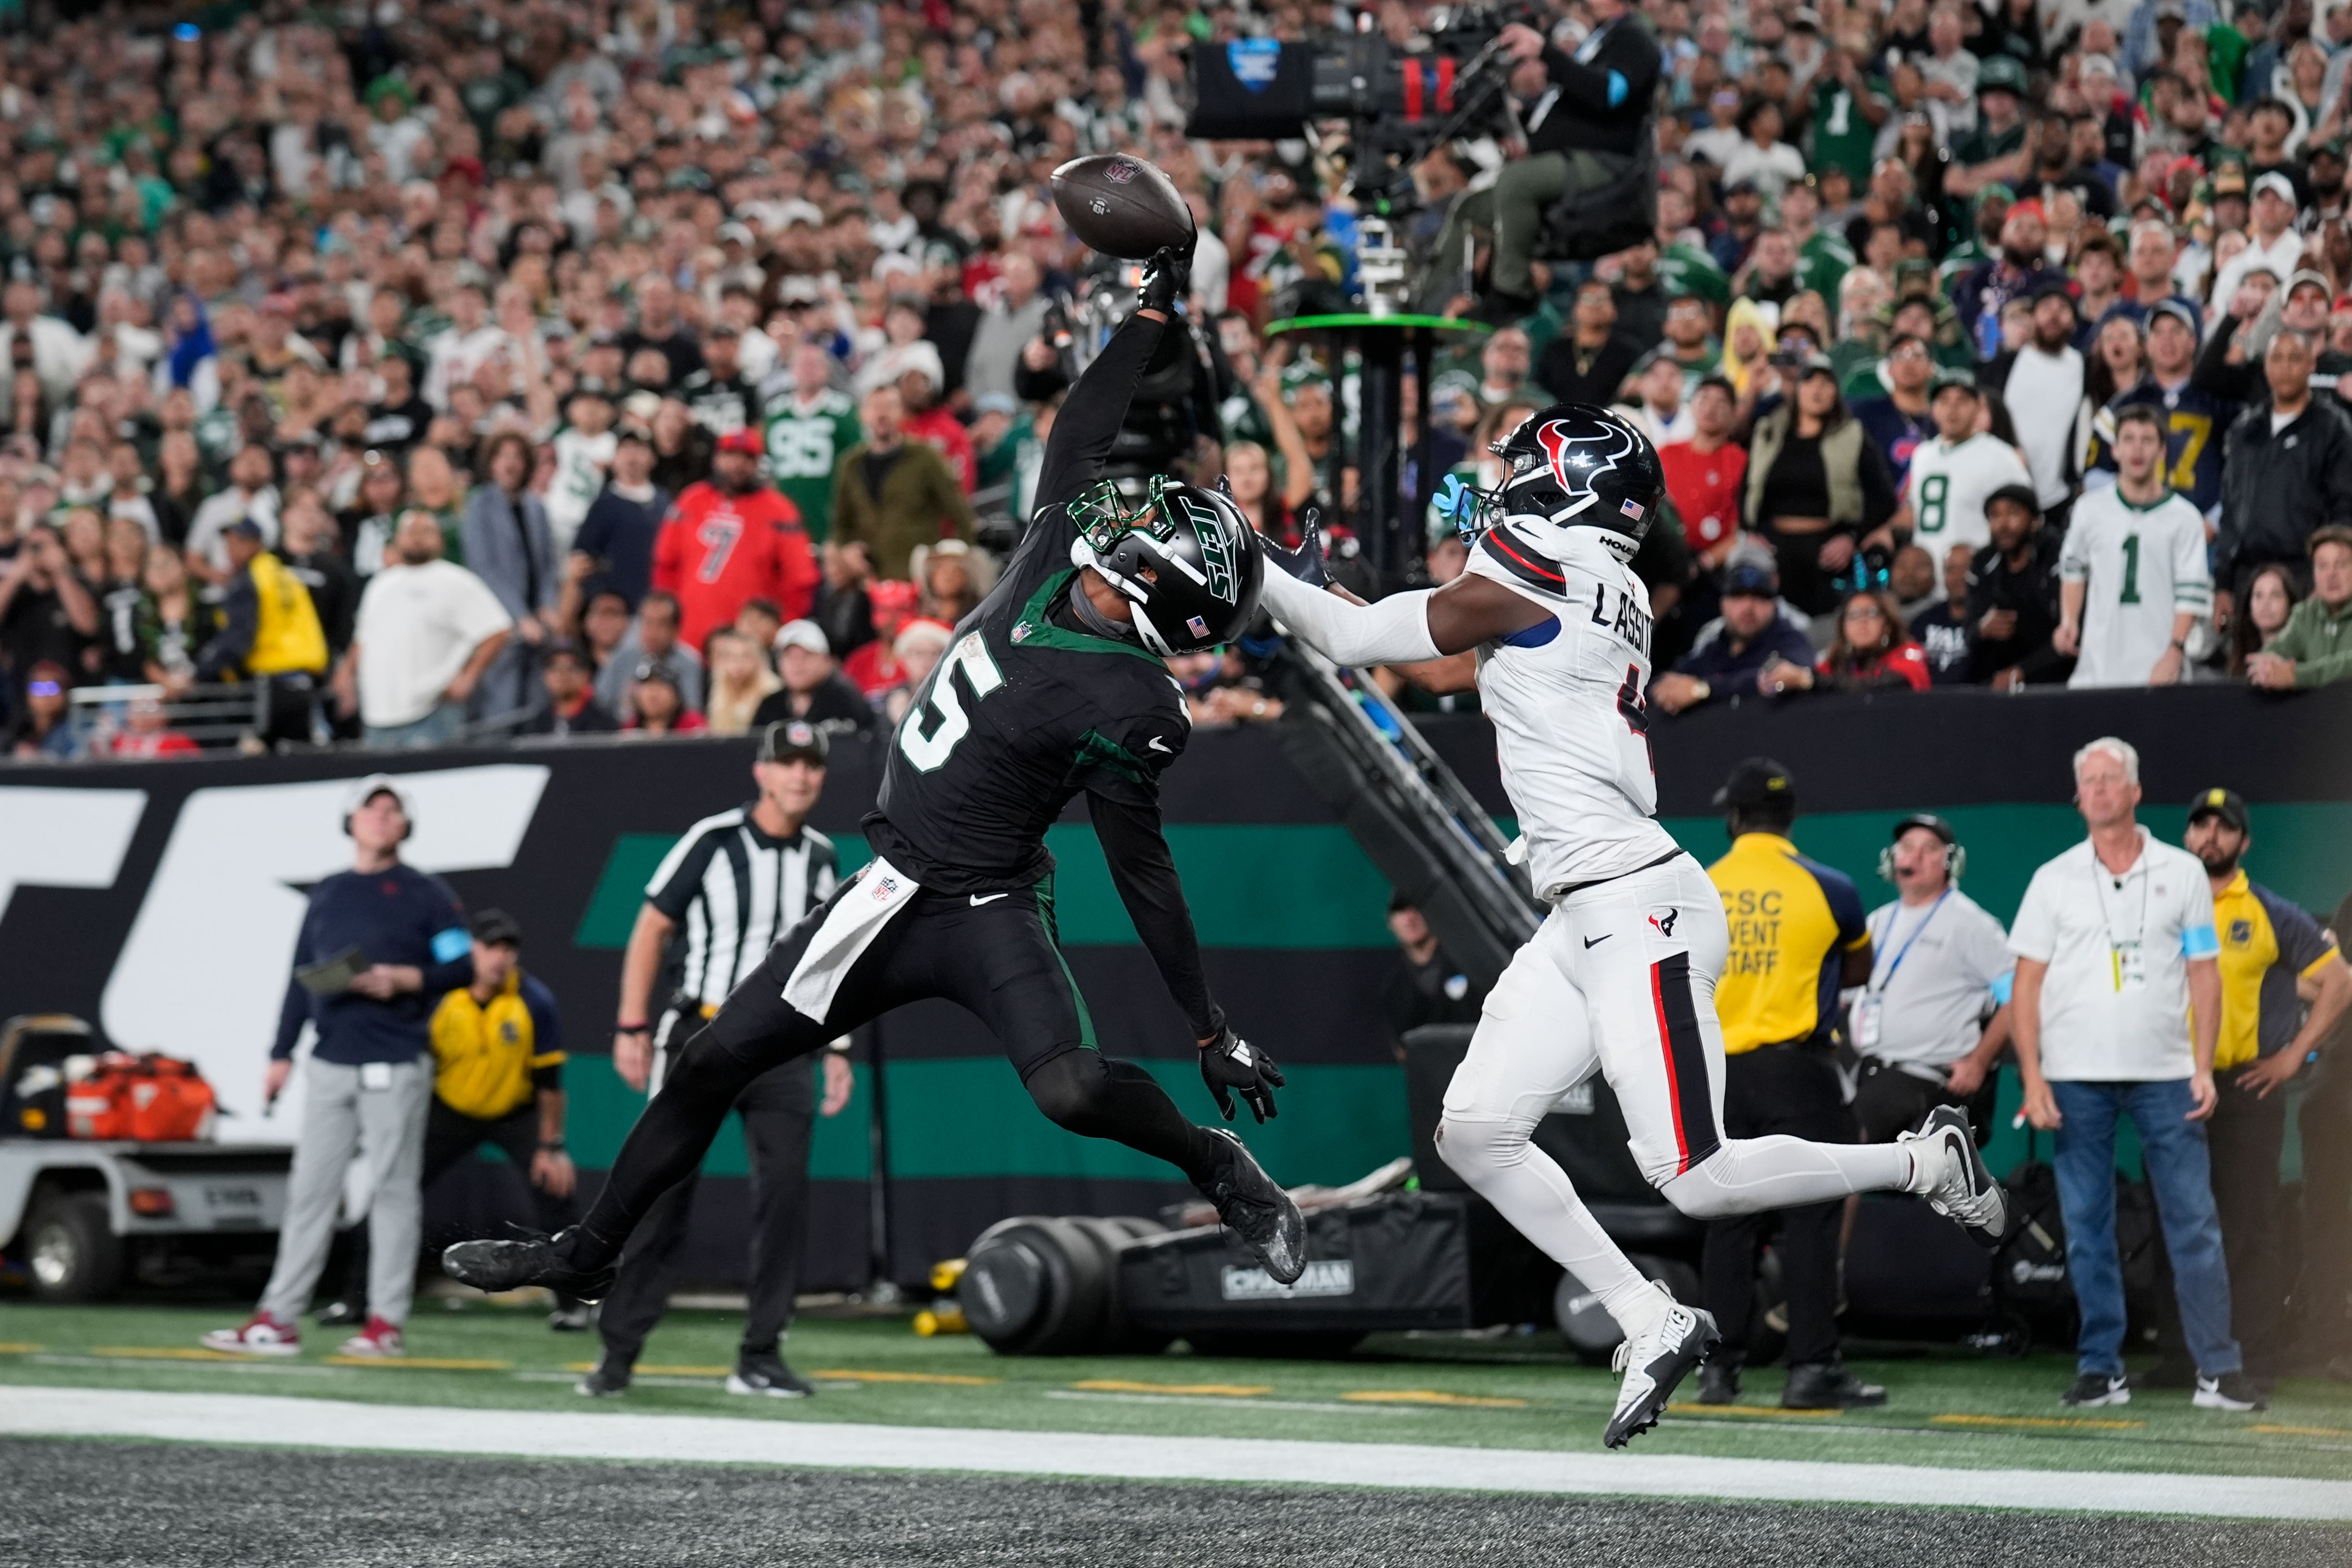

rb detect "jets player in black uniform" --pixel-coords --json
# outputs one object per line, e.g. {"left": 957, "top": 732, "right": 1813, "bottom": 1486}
{"left": 446, "top": 249, "right": 1308, "bottom": 1298}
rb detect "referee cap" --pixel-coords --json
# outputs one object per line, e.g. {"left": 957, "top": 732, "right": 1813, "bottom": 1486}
{"left": 2186, "top": 787, "right": 2250, "bottom": 835}
{"left": 1715, "top": 757, "right": 1797, "bottom": 811}
{"left": 758, "top": 719, "right": 829, "bottom": 765}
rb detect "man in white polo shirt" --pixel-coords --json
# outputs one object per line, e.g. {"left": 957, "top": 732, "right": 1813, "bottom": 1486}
{"left": 2009, "top": 736, "right": 2259, "bottom": 1413}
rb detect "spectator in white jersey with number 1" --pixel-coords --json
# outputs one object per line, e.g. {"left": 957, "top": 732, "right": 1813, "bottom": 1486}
{"left": 2056, "top": 402, "right": 2212, "bottom": 688}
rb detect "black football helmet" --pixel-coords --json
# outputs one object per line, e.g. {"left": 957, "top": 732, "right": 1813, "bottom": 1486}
{"left": 1067, "top": 475, "right": 1265, "bottom": 655}
{"left": 1434, "top": 401, "right": 1665, "bottom": 562}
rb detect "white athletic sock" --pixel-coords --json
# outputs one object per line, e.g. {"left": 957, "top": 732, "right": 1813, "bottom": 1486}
{"left": 1659, "top": 1135, "right": 1916, "bottom": 1219}
{"left": 1439, "top": 1116, "right": 1665, "bottom": 1338}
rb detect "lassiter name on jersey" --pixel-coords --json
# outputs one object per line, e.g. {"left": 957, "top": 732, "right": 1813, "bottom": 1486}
{"left": 1466, "top": 526, "right": 1682, "bottom": 899}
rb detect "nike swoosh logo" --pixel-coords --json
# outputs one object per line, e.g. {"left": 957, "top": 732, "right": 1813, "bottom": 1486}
{"left": 1584, "top": 934, "right": 1609, "bottom": 948}
{"left": 1146, "top": 736, "right": 1174, "bottom": 754}
{"left": 970, "top": 893, "right": 1010, "bottom": 906}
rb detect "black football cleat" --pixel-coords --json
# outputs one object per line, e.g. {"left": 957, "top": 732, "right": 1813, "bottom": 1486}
{"left": 1605, "top": 1284, "right": 1719, "bottom": 1449}
{"left": 1198, "top": 1128, "right": 1307, "bottom": 1284}
{"left": 576, "top": 1358, "right": 632, "bottom": 1398}
{"left": 442, "top": 1226, "right": 616, "bottom": 1301}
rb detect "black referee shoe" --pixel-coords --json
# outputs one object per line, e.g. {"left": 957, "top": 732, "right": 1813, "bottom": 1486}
{"left": 728, "top": 1350, "right": 813, "bottom": 1399}
{"left": 442, "top": 1226, "right": 616, "bottom": 1301}
{"left": 1197, "top": 1128, "right": 1306, "bottom": 1285}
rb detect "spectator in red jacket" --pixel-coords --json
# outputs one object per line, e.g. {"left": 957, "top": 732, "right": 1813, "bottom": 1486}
{"left": 1812, "top": 589, "right": 1933, "bottom": 692}
{"left": 650, "top": 429, "right": 818, "bottom": 654}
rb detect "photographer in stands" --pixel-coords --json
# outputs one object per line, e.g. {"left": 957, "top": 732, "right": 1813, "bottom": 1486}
{"left": 1431, "top": 0, "right": 1661, "bottom": 322}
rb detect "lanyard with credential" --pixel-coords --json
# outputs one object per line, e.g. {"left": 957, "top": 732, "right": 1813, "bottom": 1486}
{"left": 2088, "top": 855, "right": 2152, "bottom": 992}
{"left": 1868, "top": 890, "right": 1951, "bottom": 995}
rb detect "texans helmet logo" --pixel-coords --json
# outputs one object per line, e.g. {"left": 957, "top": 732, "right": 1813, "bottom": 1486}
{"left": 1529, "top": 416, "right": 1638, "bottom": 519}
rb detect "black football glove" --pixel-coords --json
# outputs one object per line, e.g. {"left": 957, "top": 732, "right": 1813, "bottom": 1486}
{"left": 1200, "top": 1024, "right": 1285, "bottom": 1123}
{"left": 1257, "top": 505, "right": 1331, "bottom": 588}
{"left": 1136, "top": 244, "right": 1193, "bottom": 316}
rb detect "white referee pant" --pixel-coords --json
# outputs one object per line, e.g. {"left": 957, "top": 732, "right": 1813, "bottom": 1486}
{"left": 1437, "top": 854, "right": 1918, "bottom": 1336}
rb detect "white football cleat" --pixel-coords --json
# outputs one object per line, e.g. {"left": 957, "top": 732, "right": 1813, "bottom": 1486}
{"left": 1901, "top": 1105, "right": 2011, "bottom": 1248}
{"left": 1604, "top": 1283, "right": 1720, "bottom": 1449}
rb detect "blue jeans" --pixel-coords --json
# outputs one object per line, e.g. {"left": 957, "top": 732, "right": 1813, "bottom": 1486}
{"left": 364, "top": 702, "right": 466, "bottom": 750}
{"left": 2051, "top": 1078, "right": 2240, "bottom": 1377}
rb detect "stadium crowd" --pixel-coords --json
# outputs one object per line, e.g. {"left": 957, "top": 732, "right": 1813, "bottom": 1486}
{"left": 1, "top": 0, "right": 2351, "bottom": 760}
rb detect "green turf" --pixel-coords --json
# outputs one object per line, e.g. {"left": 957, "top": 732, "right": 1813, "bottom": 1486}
{"left": 6, "top": 1301, "right": 2351, "bottom": 1482}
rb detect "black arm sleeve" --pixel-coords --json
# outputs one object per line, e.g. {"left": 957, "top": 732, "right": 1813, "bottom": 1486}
{"left": 1089, "top": 790, "right": 1221, "bottom": 1041}
{"left": 1033, "top": 313, "right": 1168, "bottom": 513}
{"left": 2193, "top": 316, "right": 2257, "bottom": 405}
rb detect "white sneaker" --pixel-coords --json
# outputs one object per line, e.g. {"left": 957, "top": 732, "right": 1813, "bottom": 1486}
{"left": 1901, "top": 1105, "right": 2011, "bottom": 1248}
{"left": 1604, "top": 1283, "right": 1719, "bottom": 1449}
{"left": 2193, "top": 1372, "right": 2267, "bottom": 1412}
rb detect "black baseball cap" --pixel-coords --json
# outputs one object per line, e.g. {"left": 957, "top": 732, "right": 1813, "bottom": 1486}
{"left": 1722, "top": 559, "right": 1779, "bottom": 598}
{"left": 2187, "top": 787, "right": 2250, "bottom": 834}
{"left": 1890, "top": 812, "right": 1956, "bottom": 846}
{"left": 470, "top": 908, "right": 523, "bottom": 948}
{"left": 1985, "top": 482, "right": 2042, "bottom": 517}
{"left": 1715, "top": 757, "right": 1797, "bottom": 810}
{"left": 758, "top": 719, "right": 830, "bottom": 764}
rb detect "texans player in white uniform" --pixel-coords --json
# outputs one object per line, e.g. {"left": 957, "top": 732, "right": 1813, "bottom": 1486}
{"left": 1254, "top": 403, "right": 2011, "bottom": 1447}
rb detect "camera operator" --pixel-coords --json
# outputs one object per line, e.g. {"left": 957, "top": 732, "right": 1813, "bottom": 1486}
{"left": 1430, "top": 0, "right": 1661, "bottom": 323}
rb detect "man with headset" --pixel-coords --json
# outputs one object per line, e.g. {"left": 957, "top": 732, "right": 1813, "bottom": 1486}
{"left": 1848, "top": 815, "right": 2017, "bottom": 1143}
{"left": 204, "top": 774, "right": 475, "bottom": 1359}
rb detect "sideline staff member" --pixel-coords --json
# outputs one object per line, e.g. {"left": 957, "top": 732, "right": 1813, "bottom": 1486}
{"left": 1849, "top": 815, "right": 2015, "bottom": 1142}
{"left": 2183, "top": 789, "right": 2351, "bottom": 1373}
{"left": 1429, "top": 0, "right": 1661, "bottom": 318}
{"left": 2009, "top": 738, "right": 2261, "bottom": 1412}
{"left": 1699, "top": 759, "right": 1883, "bottom": 1412}
{"left": 326, "top": 909, "right": 586, "bottom": 1331}
{"left": 583, "top": 721, "right": 854, "bottom": 1399}
{"left": 205, "top": 775, "right": 473, "bottom": 1360}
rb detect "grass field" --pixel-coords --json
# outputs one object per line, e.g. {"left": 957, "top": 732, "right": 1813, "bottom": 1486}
{"left": 6, "top": 1298, "right": 2352, "bottom": 1483}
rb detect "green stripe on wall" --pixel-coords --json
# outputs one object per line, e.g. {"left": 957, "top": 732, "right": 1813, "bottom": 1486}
{"left": 576, "top": 804, "right": 2352, "bottom": 954}
{"left": 567, "top": 1055, "right": 1408, "bottom": 1188}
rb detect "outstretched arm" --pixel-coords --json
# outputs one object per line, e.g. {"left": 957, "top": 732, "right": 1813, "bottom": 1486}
{"left": 1257, "top": 556, "right": 1548, "bottom": 664}
{"left": 1031, "top": 308, "right": 1170, "bottom": 513}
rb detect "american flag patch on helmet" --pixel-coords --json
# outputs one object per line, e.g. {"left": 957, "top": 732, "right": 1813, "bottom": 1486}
{"left": 1187, "top": 615, "right": 1210, "bottom": 637}
{"left": 1620, "top": 499, "right": 1646, "bottom": 520}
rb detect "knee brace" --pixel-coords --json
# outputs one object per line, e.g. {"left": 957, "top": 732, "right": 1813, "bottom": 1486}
{"left": 1435, "top": 1113, "right": 1533, "bottom": 1186}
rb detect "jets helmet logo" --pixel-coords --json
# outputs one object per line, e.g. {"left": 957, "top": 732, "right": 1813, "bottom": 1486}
{"left": 1176, "top": 495, "right": 1236, "bottom": 601}
{"left": 1529, "top": 415, "right": 1638, "bottom": 519}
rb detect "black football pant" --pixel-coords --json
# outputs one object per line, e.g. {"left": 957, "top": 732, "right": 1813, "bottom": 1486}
{"left": 1702, "top": 1046, "right": 1854, "bottom": 1369}
{"left": 598, "top": 1032, "right": 815, "bottom": 1365}
{"left": 569, "top": 881, "right": 1221, "bottom": 1270}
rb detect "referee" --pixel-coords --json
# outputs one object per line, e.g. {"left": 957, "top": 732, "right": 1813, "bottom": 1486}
{"left": 580, "top": 721, "right": 855, "bottom": 1399}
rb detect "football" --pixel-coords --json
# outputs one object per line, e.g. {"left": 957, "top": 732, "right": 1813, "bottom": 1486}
{"left": 1049, "top": 154, "right": 1195, "bottom": 260}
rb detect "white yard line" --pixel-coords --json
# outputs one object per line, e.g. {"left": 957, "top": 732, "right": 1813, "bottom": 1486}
{"left": 1042, "top": 1389, "right": 1425, "bottom": 1416}
{"left": 4, "top": 1386, "right": 2350, "bottom": 1522}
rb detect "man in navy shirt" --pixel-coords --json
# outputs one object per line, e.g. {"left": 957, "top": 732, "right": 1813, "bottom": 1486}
{"left": 1650, "top": 558, "right": 1819, "bottom": 714}
{"left": 205, "top": 774, "right": 474, "bottom": 1360}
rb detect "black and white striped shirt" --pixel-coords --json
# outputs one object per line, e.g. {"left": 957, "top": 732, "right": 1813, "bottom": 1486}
{"left": 645, "top": 807, "right": 838, "bottom": 1013}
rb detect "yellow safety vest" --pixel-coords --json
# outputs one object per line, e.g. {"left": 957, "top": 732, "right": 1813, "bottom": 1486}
{"left": 244, "top": 550, "right": 328, "bottom": 677}
{"left": 430, "top": 971, "right": 563, "bottom": 1121}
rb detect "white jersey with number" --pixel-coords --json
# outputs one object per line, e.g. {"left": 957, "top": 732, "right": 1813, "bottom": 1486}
{"left": 545, "top": 427, "right": 617, "bottom": 555}
{"left": 1464, "top": 525, "right": 1680, "bottom": 900}
{"left": 2060, "top": 484, "right": 2212, "bottom": 689}
{"left": 1903, "top": 432, "right": 2032, "bottom": 581}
